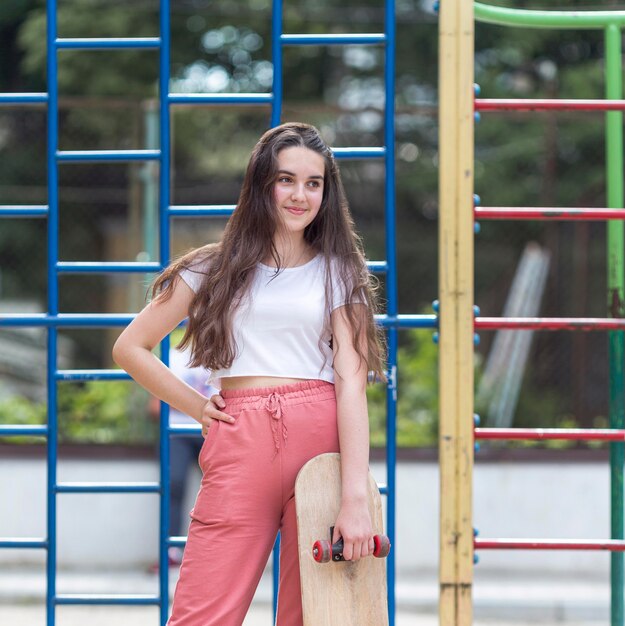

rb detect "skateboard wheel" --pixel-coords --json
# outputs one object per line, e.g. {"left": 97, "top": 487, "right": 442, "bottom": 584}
{"left": 373, "top": 534, "right": 391, "bottom": 558}
{"left": 312, "top": 539, "right": 332, "bottom": 563}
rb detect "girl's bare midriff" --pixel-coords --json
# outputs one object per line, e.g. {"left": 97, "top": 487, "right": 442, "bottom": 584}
{"left": 220, "top": 376, "right": 308, "bottom": 390}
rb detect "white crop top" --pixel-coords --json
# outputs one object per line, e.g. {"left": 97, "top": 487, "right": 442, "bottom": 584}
{"left": 180, "top": 254, "right": 355, "bottom": 387}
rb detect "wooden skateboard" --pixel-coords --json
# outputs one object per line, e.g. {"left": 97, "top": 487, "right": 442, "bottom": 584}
{"left": 295, "top": 453, "right": 390, "bottom": 625}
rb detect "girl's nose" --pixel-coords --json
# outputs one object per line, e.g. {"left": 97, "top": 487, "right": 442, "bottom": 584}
{"left": 291, "top": 184, "right": 305, "bottom": 201}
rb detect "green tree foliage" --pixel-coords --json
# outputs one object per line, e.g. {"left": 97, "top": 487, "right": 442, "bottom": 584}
{"left": 0, "top": 381, "right": 154, "bottom": 445}
{"left": 368, "top": 327, "right": 440, "bottom": 447}
{"left": 0, "top": 0, "right": 42, "bottom": 91}
{"left": 18, "top": 1, "right": 160, "bottom": 96}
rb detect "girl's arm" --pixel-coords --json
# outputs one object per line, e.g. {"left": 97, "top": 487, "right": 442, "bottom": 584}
{"left": 330, "top": 304, "right": 375, "bottom": 561}
{"left": 112, "top": 277, "right": 233, "bottom": 429}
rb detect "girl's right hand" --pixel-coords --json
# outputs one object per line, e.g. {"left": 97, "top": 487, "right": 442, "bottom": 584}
{"left": 200, "top": 393, "right": 235, "bottom": 437}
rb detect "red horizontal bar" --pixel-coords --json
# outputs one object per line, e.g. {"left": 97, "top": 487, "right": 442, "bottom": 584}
{"left": 475, "top": 428, "right": 625, "bottom": 442}
{"left": 475, "top": 538, "right": 625, "bottom": 551}
{"left": 475, "top": 98, "right": 625, "bottom": 112}
{"left": 475, "top": 317, "right": 625, "bottom": 331}
{"left": 475, "top": 207, "right": 625, "bottom": 221}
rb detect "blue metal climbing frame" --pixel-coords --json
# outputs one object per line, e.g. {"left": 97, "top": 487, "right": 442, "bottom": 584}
{"left": 0, "top": 1, "right": 437, "bottom": 624}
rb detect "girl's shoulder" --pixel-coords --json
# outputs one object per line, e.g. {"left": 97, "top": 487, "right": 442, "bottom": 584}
{"left": 319, "top": 253, "right": 342, "bottom": 272}
{"left": 324, "top": 252, "right": 370, "bottom": 309}
{"left": 178, "top": 244, "right": 218, "bottom": 293}
{"left": 324, "top": 253, "right": 366, "bottom": 279}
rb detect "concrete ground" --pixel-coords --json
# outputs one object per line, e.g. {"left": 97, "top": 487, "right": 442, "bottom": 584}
{"left": 0, "top": 604, "right": 608, "bottom": 626}
{"left": 0, "top": 565, "right": 610, "bottom": 625}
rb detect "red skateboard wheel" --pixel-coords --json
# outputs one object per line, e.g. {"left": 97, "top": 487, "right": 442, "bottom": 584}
{"left": 312, "top": 539, "right": 332, "bottom": 563}
{"left": 373, "top": 534, "right": 391, "bottom": 558}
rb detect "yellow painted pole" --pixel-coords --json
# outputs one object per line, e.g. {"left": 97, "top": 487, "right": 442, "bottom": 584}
{"left": 438, "top": 0, "right": 475, "bottom": 624}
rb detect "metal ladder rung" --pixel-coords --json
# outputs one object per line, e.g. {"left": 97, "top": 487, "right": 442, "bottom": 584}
{"left": 0, "top": 205, "right": 48, "bottom": 217}
{"left": 0, "top": 314, "right": 134, "bottom": 327}
{"left": 56, "top": 262, "right": 162, "bottom": 273}
{"left": 0, "top": 538, "right": 47, "bottom": 549}
{"left": 57, "top": 149, "right": 160, "bottom": 162}
{"left": 0, "top": 425, "right": 48, "bottom": 437}
{"left": 170, "top": 425, "right": 201, "bottom": 436}
{"left": 168, "top": 536, "right": 187, "bottom": 548}
{"left": 281, "top": 33, "right": 386, "bottom": 46}
{"left": 169, "top": 93, "right": 272, "bottom": 105}
{"left": 375, "top": 314, "right": 438, "bottom": 329}
{"left": 56, "top": 38, "right": 161, "bottom": 50}
{"left": 168, "top": 205, "right": 236, "bottom": 217}
{"left": 332, "top": 147, "right": 386, "bottom": 159}
{"left": 56, "top": 482, "right": 161, "bottom": 494}
{"left": 0, "top": 93, "right": 48, "bottom": 104}
{"left": 56, "top": 370, "right": 131, "bottom": 381}
{"left": 367, "top": 261, "right": 388, "bottom": 273}
{"left": 55, "top": 594, "right": 161, "bottom": 605}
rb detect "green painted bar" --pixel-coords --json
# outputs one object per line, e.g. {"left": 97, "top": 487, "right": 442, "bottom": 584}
{"left": 605, "top": 22, "right": 625, "bottom": 626}
{"left": 474, "top": 2, "right": 625, "bottom": 29}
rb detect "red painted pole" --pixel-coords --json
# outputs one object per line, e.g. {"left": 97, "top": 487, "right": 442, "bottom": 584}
{"left": 475, "top": 207, "right": 625, "bottom": 220}
{"left": 475, "top": 98, "right": 625, "bottom": 112}
{"left": 475, "top": 427, "right": 625, "bottom": 441}
{"left": 475, "top": 539, "right": 625, "bottom": 551}
{"left": 475, "top": 317, "right": 625, "bottom": 331}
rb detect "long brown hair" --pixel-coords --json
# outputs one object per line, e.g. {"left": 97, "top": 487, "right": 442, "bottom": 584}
{"left": 153, "top": 122, "right": 386, "bottom": 380}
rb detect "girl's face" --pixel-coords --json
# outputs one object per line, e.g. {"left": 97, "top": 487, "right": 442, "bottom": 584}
{"left": 273, "top": 146, "right": 325, "bottom": 239}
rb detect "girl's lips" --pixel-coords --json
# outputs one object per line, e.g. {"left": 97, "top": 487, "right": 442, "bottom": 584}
{"left": 286, "top": 206, "right": 306, "bottom": 215}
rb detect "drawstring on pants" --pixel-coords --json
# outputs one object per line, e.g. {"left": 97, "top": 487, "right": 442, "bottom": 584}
{"left": 265, "top": 392, "right": 287, "bottom": 456}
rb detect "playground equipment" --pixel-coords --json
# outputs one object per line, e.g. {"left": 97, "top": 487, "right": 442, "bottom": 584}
{"left": 4, "top": 1, "right": 625, "bottom": 625}
{"left": 439, "top": 2, "right": 625, "bottom": 625}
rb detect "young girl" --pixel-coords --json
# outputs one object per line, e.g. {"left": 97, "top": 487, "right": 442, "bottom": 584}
{"left": 112, "top": 122, "right": 386, "bottom": 625}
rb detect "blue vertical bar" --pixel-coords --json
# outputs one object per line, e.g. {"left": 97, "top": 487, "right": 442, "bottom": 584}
{"left": 159, "top": 336, "right": 171, "bottom": 626}
{"left": 159, "top": 1, "right": 171, "bottom": 624}
{"left": 384, "top": 0, "right": 397, "bottom": 623}
{"left": 46, "top": 2, "right": 59, "bottom": 625}
{"left": 159, "top": 0, "right": 171, "bottom": 271}
{"left": 270, "top": 0, "right": 283, "bottom": 127}
{"left": 271, "top": 0, "right": 283, "bottom": 619}
{"left": 272, "top": 532, "right": 280, "bottom": 623}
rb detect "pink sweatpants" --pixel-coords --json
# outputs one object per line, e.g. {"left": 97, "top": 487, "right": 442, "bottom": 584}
{"left": 167, "top": 379, "right": 339, "bottom": 626}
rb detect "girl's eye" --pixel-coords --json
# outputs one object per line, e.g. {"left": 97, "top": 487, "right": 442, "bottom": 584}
{"left": 307, "top": 181, "right": 321, "bottom": 188}
{"left": 278, "top": 176, "right": 291, "bottom": 183}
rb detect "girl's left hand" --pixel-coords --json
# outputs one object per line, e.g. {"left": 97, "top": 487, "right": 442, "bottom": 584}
{"left": 200, "top": 393, "right": 234, "bottom": 437}
{"left": 332, "top": 500, "right": 375, "bottom": 561}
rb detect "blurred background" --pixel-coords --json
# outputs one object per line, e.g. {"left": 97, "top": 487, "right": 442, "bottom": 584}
{"left": 0, "top": 0, "right": 619, "bottom": 448}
